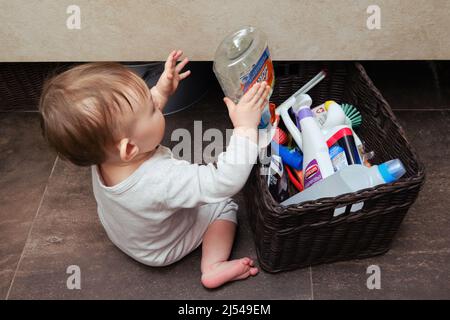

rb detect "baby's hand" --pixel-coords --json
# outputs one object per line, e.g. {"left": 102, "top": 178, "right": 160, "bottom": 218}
{"left": 152, "top": 50, "right": 191, "bottom": 109}
{"left": 224, "top": 82, "right": 271, "bottom": 130}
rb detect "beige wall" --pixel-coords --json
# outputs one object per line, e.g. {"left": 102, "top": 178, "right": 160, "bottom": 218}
{"left": 0, "top": 0, "right": 449, "bottom": 61}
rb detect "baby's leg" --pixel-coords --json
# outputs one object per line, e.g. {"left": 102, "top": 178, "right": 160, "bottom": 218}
{"left": 200, "top": 216, "right": 258, "bottom": 289}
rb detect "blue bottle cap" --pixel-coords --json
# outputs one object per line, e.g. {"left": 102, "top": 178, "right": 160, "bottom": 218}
{"left": 271, "top": 141, "right": 303, "bottom": 170}
{"left": 377, "top": 159, "right": 406, "bottom": 183}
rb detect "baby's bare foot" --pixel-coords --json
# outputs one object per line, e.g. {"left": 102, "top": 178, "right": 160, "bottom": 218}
{"left": 201, "top": 257, "right": 259, "bottom": 289}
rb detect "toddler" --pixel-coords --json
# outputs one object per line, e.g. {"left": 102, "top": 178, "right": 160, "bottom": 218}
{"left": 39, "top": 50, "right": 270, "bottom": 289}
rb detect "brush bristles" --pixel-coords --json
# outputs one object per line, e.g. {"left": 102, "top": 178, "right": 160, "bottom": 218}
{"left": 342, "top": 103, "right": 362, "bottom": 128}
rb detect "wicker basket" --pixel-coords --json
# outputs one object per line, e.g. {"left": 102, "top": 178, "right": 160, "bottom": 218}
{"left": 243, "top": 62, "right": 425, "bottom": 273}
{"left": 0, "top": 63, "right": 75, "bottom": 111}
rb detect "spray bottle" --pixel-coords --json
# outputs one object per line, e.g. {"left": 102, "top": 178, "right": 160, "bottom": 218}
{"left": 294, "top": 101, "right": 334, "bottom": 189}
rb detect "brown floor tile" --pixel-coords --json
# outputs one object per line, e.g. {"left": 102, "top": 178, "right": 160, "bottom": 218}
{"left": 310, "top": 111, "right": 450, "bottom": 299}
{"left": 0, "top": 113, "right": 56, "bottom": 299}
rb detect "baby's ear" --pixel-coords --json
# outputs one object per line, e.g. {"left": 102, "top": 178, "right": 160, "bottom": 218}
{"left": 118, "top": 138, "right": 140, "bottom": 162}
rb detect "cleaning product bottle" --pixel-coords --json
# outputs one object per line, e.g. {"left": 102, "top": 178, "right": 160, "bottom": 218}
{"left": 281, "top": 93, "right": 312, "bottom": 151}
{"left": 274, "top": 71, "right": 327, "bottom": 152}
{"left": 273, "top": 127, "right": 289, "bottom": 145}
{"left": 312, "top": 101, "right": 365, "bottom": 161}
{"left": 271, "top": 141, "right": 303, "bottom": 170}
{"left": 321, "top": 101, "right": 347, "bottom": 130}
{"left": 294, "top": 104, "right": 334, "bottom": 188}
{"left": 312, "top": 101, "right": 362, "bottom": 129}
{"left": 267, "top": 154, "right": 290, "bottom": 202}
{"left": 323, "top": 125, "right": 362, "bottom": 171}
{"left": 281, "top": 159, "right": 406, "bottom": 206}
{"left": 213, "top": 26, "right": 275, "bottom": 129}
{"left": 312, "top": 101, "right": 346, "bottom": 128}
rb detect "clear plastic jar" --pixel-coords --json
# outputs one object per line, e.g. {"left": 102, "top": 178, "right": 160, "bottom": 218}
{"left": 213, "top": 26, "right": 275, "bottom": 129}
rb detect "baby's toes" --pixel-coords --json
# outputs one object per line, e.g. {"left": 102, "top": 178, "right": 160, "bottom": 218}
{"left": 250, "top": 267, "right": 259, "bottom": 276}
{"left": 241, "top": 257, "right": 252, "bottom": 266}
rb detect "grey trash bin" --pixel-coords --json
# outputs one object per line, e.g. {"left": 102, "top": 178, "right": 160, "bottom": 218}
{"left": 123, "top": 61, "right": 214, "bottom": 115}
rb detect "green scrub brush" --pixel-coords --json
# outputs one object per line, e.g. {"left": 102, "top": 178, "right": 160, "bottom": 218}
{"left": 342, "top": 103, "right": 362, "bottom": 128}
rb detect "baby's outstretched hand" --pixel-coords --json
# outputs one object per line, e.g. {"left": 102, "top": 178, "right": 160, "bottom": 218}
{"left": 224, "top": 81, "right": 271, "bottom": 130}
{"left": 152, "top": 50, "right": 191, "bottom": 108}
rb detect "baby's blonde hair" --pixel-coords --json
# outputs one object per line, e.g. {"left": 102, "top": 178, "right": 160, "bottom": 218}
{"left": 39, "top": 62, "right": 150, "bottom": 166}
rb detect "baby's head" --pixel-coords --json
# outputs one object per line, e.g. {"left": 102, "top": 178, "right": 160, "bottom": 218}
{"left": 39, "top": 62, "right": 165, "bottom": 166}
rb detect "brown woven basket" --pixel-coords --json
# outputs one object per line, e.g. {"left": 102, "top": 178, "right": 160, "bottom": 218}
{"left": 0, "top": 63, "right": 75, "bottom": 111}
{"left": 243, "top": 62, "right": 425, "bottom": 273}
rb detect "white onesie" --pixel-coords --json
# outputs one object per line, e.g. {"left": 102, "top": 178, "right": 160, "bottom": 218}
{"left": 91, "top": 133, "right": 258, "bottom": 267}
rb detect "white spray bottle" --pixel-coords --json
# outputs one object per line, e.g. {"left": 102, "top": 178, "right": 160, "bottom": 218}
{"left": 295, "top": 99, "right": 335, "bottom": 189}
{"left": 274, "top": 70, "right": 327, "bottom": 151}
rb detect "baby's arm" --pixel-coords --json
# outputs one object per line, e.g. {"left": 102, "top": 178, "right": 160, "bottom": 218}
{"left": 164, "top": 130, "right": 258, "bottom": 209}
{"left": 164, "top": 82, "right": 271, "bottom": 209}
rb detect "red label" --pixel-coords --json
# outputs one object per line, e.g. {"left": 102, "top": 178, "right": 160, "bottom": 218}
{"left": 326, "top": 127, "right": 354, "bottom": 148}
{"left": 305, "top": 164, "right": 318, "bottom": 180}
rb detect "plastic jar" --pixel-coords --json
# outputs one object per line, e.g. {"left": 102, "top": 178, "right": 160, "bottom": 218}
{"left": 213, "top": 26, "right": 275, "bottom": 129}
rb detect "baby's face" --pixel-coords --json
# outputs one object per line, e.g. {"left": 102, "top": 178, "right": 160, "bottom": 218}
{"left": 130, "top": 94, "right": 165, "bottom": 154}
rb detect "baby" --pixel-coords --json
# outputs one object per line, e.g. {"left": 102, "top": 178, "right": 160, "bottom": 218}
{"left": 39, "top": 50, "right": 270, "bottom": 289}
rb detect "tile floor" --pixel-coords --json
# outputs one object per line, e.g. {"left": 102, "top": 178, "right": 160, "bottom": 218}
{"left": 1, "top": 62, "right": 449, "bottom": 299}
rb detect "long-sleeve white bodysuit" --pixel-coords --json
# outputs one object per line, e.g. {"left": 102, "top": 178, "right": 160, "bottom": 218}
{"left": 91, "top": 134, "right": 258, "bottom": 266}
